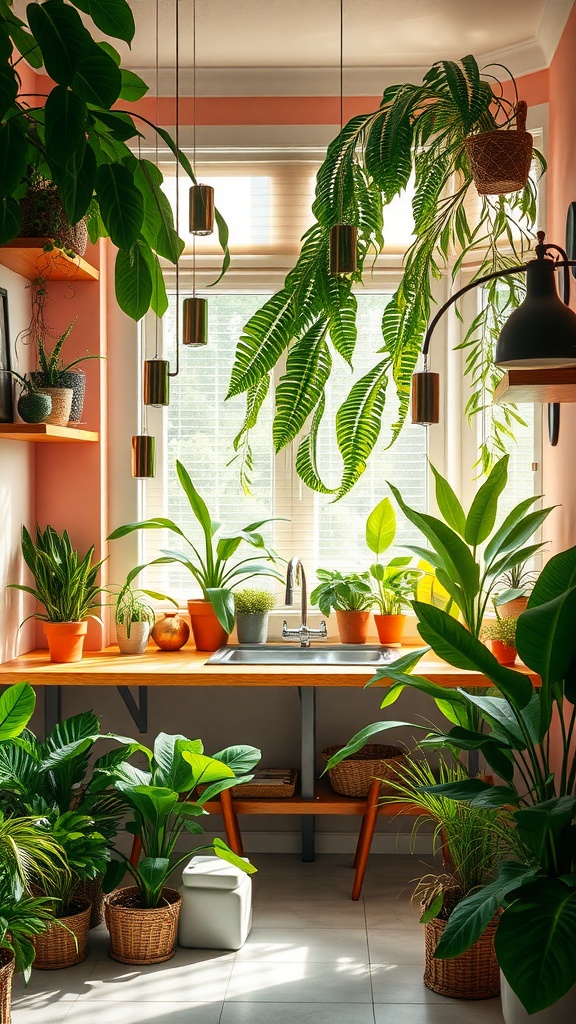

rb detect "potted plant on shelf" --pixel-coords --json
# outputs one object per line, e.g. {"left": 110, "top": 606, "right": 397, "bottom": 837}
{"left": 366, "top": 496, "right": 421, "bottom": 644}
{"left": 108, "top": 460, "right": 284, "bottom": 652}
{"left": 234, "top": 588, "right": 276, "bottom": 644}
{"left": 481, "top": 613, "right": 518, "bottom": 665}
{"left": 493, "top": 557, "right": 539, "bottom": 618}
{"left": 0, "top": 369, "right": 52, "bottom": 424}
{"left": 8, "top": 525, "right": 106, "bottom": 663}
{"left": 102, "top": 731, "right": 260, "bottom": 964}
{"left": 30, "top": 319, "right": 102, "bottom": 425}
{"left": 310, "top": 569, "right": 373, "bottom": 644}
{"left": 114, "top": 570, "right": 178, "bottom": 655}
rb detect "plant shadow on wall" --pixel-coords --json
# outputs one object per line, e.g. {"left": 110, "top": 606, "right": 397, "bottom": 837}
{"left": 227, "top": 56, "right": 544, "bottom": 497}
{"left": 0, "top": 1, "right": 229, "bottom": 321}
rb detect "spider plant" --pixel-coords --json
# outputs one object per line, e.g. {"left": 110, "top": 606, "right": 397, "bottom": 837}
{"left": 227, "top": 56, "right": 544, "bottom": 497}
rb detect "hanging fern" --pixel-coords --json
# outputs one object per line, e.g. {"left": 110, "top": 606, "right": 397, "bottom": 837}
{"left": 227, "top": 55, "right": 545, "bottom": 499}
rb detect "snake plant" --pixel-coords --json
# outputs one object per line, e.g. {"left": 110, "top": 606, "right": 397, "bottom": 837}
{"left": 227, "top": 56, "right": 544, "bottom": 498}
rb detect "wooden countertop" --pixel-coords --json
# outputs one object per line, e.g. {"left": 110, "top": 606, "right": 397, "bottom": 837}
{"left": 0, "top": 645, "right": 538, "bottom": 688}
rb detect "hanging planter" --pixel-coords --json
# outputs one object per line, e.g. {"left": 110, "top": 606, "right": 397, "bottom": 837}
{"left": 465, "top": 101, "right": 533, "bottom": 196}
{"left": 20, "top": 178, "right": 88, "bottom": 257}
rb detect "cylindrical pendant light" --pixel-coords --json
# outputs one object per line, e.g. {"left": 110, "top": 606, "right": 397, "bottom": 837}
{"left": 143, "top": 359, "right": 170, "bottom": 406}
{"left": 494, "top": 256, "right": 576, "bottom": 367}
{"left": 131, "top": 435, "right": 156, "bottom": 478}
{"left": 330, "top": 223, "right": 357, "bottom": 276}
{"left": 189, "top": 183, "right": 214, "bottom": 235}
{"left": 412, "top": 371, "right": 440, "bottom": 425}
{"left": 183, "top": 296, "right": 208, "bottom": 346}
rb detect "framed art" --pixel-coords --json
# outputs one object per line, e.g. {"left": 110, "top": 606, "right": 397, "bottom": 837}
{"left": 0, "top": 288, "right": 13, "bottom": 423}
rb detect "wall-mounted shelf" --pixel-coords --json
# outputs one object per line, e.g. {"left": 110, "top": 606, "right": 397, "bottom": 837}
{"left": 494, "top": 367, "right": 576, "bottom": 404}
{"left": 0, "top": 423, "right": 99, "bottom": 443}
{"left": 0, "top": 240, "right": 99, "bottom": 282}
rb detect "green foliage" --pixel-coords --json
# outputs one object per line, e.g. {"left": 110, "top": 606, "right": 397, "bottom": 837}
{"left": 310, "top": 569, "right": 373, "bottom": 615}
{"left": 234, "top": 588, "right": 276, "bottom": 615}
{"left": 107, "top": 461, "right": 284, "bottom": 634}
{"left": 101, "top": 732, "right": 260, "bottom": 908}
{"left": 481, "top": 615, "right": 518, "bottom": 645}
{"left": 0, "top": 1, "right": 229, "bottom": 318}
{"left": 366, "top": 497, "right": 421, "bottom": 614}
{"left": 0, "top": 873, "right": 56, "bottom": 978}
{"left": 34, "top": 319, "right": 102, "bottom": 386}
{"left": 8, "top": 523, "right": 106, "bottom": 623}
{"left": 227, "top": 57, "right": 544, "bottom": 497}
{"left": 0, "top": 683, "right": 35, "bottom": 741}
{"left": 114, "top": 569, "right": 178, "bottom": 636}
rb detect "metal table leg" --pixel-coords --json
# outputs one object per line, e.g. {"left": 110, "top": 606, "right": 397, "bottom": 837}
{"left": 44, "top": 685, "right": 61, "bottom": 736}
{"left": 299, "top": 685, "right": 316, "bottom": 862}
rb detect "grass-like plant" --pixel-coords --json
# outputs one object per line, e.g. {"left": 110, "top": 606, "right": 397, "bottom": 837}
{"left": 8, "top": 524, "right": 106, "bottom": 624}
{"left": 234, "top": 588, "right": 276, "bottom": 614}
{"left": 34, "top": 320, "right": 102, "bottom": 386}
{"left": 114, "top": 569, "right": 178, "bottom": 637}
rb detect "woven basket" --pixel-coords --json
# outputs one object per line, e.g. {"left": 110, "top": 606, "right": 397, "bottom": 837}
{"left": 105, "top": 887, "right": 181, "bottom": 965}
{"left": 20, "top": 184, "right": 88, "bottom": 256}
{"left": 34, "top": 386, "right": 73, "bottom": 426}
{"left": 230, "top": 769, "right": 298, "bottom": 798}
{"left": 0, "top": 950, "right": 14, "bottom": 1024}
{"left": 32, "top": 898, "right": 91, "bottom": 970}
{"left": 74, "top": 875, "right": 105, "bottom": 928}
{"left": 322, "top": 744, "right": 405, "bottom": 798}
{"left": 424, "top": 912, "right": 500, "bottom": 999}
{"left": 465, "top": 101, "right": 533, "bottom": 196}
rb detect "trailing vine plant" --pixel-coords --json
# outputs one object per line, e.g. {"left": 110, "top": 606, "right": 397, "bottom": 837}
{"left": 227, "top": 56, "right": 544, "bottom": 497}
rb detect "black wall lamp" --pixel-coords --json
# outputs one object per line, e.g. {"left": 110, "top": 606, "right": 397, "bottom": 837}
{"left": 412, "top": 232, "right": 576, "bottom": 445}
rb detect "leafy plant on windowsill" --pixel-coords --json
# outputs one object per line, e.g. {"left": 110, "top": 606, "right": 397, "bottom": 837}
{"left": 114, "top": 568, "right": 178, "bottom": 637}
{"left": 366, "top": 496, "right": 422, "bottom": 615}
{"left": 310, "top": 570, "right": 373, "bottom": 615}
{"left": 227, "top": 55, "right": 543, "bottom": 497}
{"left": 493, "top": 557, "right": 539, "bottom": 609}
{"left": 0, "top": 1, "right": 229, "bottom": 321}
{"left": 107, "top": 460, "right": 285, "bottom": 634}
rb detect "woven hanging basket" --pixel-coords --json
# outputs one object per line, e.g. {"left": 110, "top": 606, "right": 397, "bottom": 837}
{"left": 20, "top": 182, "right": 88, "bottom": 257}
{"left": 32, "top": 898, "right": 91, "bottom": 970}
{"left": 424, "top": 912, "right": 500, "bottom": 999}
{"left": 465, "top": 101, "right": 533, "bottom": 195}
{"left": 74, "top": 874, "right": 105, "bottom": 928}
{"left": 0, "top": 950, "right": 14, "bottom": 1024}
{"left": 105, "top": 887, "right": 181, "bottom": 965}
{"left": 321, "top": 744, "right": 405, "bottom": 798}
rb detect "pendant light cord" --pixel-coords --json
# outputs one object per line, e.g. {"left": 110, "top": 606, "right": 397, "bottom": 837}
{"left": 338, "top": 0, "right": 344, "bottom": 223}
{"left": 192, "top": 0, "right": 197, "bottom": 297}
{"left": 154, "top": 0, "right": 160, "bottom": 359}
{"left": 174, "top": 0, "right": 181, "bottom": 372}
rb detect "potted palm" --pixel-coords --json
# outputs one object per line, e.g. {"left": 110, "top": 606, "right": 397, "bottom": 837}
{"left": 366, "top": 496, "right": 421, "bottom": 644}
{"left": 102, "top": 731, "right": 260, "bottom": 964}
{"left": 108, "top": 461, "right": 284, "bottom": 651}
{"left": 310, "top": 569, "right": 373, "bottom": 643}
{"left": 234, "top": 587, "right": 276, "bottom": 644}
{"left": 8, "top": 524, "right": 106, "bottom": 662}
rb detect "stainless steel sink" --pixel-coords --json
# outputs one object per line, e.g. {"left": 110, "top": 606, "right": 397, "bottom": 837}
{"left": 206, "top": 644, "right": 398, "bottom": 666}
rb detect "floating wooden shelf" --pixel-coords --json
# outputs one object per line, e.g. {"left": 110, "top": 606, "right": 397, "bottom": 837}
{"left": 0, "top": 423, "right": 98, "bottom": 443}
{"left": 0, "top": 239, "right": 99, "bottom": 282}
{"left": 494, "top": 367, "right": 576, "bottom": 404}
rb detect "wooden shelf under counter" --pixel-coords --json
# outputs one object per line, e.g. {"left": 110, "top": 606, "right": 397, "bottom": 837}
{"left": 0, "top": 423, "right": 99, "bottom": 443}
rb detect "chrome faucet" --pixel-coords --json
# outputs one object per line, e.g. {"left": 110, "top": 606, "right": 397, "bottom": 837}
{"left": 282, "top": 557, "right": 327, "bottom": 648}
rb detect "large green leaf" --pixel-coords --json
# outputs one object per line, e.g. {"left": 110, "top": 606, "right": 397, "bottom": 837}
{"left": 366, "top": 496, "right": 396, "bottom": 556}
{"left": 0, "top": 195, "right": 21, "bottom": 244}
{"left": 273, "top": 322, "right": 331, "bottom": 451}
{"left": 335, "top": 360, "right": 389, "bottom": 498}
{"left": 227, "top": 289, "right": 295, "bottom": 398}
{"left": 151, "top": 733, "right": 202, "bottom": 791}
{"left": 133, "top": 159, "right": 183, "bottom": 264}
{"left": 429, "top": 463, "right": 466, "bottom": 537}
{"left": 0, "top": 118, "right": 28, "bottom": 198}
{"left": 464, "top": 455, "right": 508, "bottom": 546}
{"left": 44, "top": 84, "right": 87, "bottom": 165}
{"left": 181, "top": 751, "right": 235, "bottom": 788}
{"left": 0, "top": 684, "right": 36, "bottom": 741}
{"left": 295, "top": 394, "right": 336, "bottom": 495}
{"left": 95, "top": 163, "right": 143, "bottom": 248}
{"left": 323, "top": 721, "right": 422, "bottom": 771}
{"left": 50, "top": 139, "right": 96, "bottom": 224}
{"left": 175, "top": 462, "right": 215, "bottom": 543}
{"left": 528, "top": 544, "right": 576, "bottom": 608}
{"left": 73, "top": 47, "right": 122, "bottom": 107}
{"left": 27, "top": 1, "right": 92, "bottom": 85}
{"left": 86, "top": 0, "right": 135, "bottom": 43}
{"left": 516, "top": 587, "right": 576, "bottom": 686}
{"left": 496, "top": 879, "right": 576, "bottom": 1014}
{"left": 115, "top": 241, "right": 153, "bottom": 321}
{"left": 206, "top": 588, "right": 235, "bottom": 634}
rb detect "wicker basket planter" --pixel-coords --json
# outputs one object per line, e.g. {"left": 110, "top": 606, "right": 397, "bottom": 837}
{"left": 322, "top": 744, "right": 405, "bottom": 798}
{"left": 105, "top": 887, "right": 181, "bottom": 965}
{"left": 0, "top": 949, "right": 15, "bottom": 1024}
{"left": 74, "top": 875, "right": 105, "bottom": 928}
{"left": 424, "top": 912, "right": 500, "bottom": 999}
{"left": 32, "top": 898, "right": 91, "bottom": 969}
{"left": 465, "top": 101, "right": 533, "bottom": 196}
{"left": 20, "top": 182, "right": 88, "bottom": 256}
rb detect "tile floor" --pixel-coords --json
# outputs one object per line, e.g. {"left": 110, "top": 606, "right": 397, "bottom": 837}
{"left": 11, "top": 854, "right": 505, "bottom": 1024}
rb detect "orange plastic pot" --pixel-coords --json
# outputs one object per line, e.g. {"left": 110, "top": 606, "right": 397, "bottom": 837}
{"left": 491, "top": 639, "right": 517, "bottom": 665}
{"left": 43, "top": 621, "right": 88, "bottom": 663}
{"left": 335, "top": 610, "right": 371, "bottom": 645}
{"left": 374, "top": 613, "right": 406, "bottom": 645}
{"left": 187, "top": 600, "right": 229, "bottom": 652}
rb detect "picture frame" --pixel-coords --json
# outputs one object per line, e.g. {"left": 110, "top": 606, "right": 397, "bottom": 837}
{"left": 0, "top": 287, "right": 13, "bottom": 423}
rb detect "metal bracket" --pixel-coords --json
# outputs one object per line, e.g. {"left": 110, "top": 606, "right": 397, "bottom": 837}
{"left": 116, "top": 686, "right": 148, "bottom": 734}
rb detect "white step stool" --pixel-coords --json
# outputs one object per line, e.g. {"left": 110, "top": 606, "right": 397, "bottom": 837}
{"left": 178, "top": 855, "right": 253, "bottom": 950}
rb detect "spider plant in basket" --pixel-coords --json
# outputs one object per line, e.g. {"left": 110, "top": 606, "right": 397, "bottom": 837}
{"left": 380, "top": 755, "right": 518, "bottom": 999}
{"left": 102, "top": 731, "right": 260, "bottom": 964}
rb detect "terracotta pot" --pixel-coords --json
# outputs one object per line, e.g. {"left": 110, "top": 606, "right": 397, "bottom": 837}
{"left": 187, "top": 600, "right": 229, "bottom": 651}
{"left": 105, "top": 886, "right": 181, "bottom": 965}
{"left": 501, "top": 975, "right": 576, "bottom": 1024}
{"left": 151, "top": 611, "right": 190, "bottom": 651}
{"left": 0, "top": 949, "right": 14, "bottom": 1024}
{"left": 335, "top": 610, "right": 371, "bottom": 645}
{"left": 43, "top": 620, "right": 88, "bottom": 663}
{"left": 33, "top": 898, "right": 91, "bottom": 969}
{"left": 499, "top": 597, "right": 528, "bottom": 619}
{"left": 374, "top": 613, "right": 406, "bottom": 645}
{"left": 116, "top": 620, "right": 151, "bottom": 655}
{"left": 491, "top": 639, "right": 517, "bottom": 665}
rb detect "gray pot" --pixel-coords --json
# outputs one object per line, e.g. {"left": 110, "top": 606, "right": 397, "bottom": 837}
{"left": 116, "top": 621, "right": 151, "bottom": 655}
{"left": 501, "top": 974, "right": 576, "bottom": 1024}
{"left": 236, "top": 612, "right": 269, "bottom": 644}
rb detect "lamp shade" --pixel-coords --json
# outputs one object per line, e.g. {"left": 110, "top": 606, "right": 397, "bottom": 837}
{"left": 412, "top": 371, "right": 440, "bottom": 425}
{"left": 131, "top": 435, "right": 156, "bottom": 478}
{"left": 183, "top": 297, "right": 208, "bottom": 346}
{"left": 189, "top": 184, "right": 214, "bottom": 235}
{"left": 143, "top": 359, "right": 170, "bottom": 407}
{"left": 329, "top": 224, "right": 357, "bottom": 276}
{"left": 495, "top": 257, "right": 576, "bottom": 368}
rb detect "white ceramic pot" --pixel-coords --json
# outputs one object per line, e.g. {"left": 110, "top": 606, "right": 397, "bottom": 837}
{"left": 501, "top": 973, "right": 576, "bottom": 1024}
{"left": 116, "top": 621, "right": 150, "bottom": 655}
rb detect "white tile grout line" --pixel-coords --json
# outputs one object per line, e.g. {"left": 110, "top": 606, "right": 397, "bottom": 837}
{"left": 362, "top": 895, "right": 378, "bottom": 1024}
